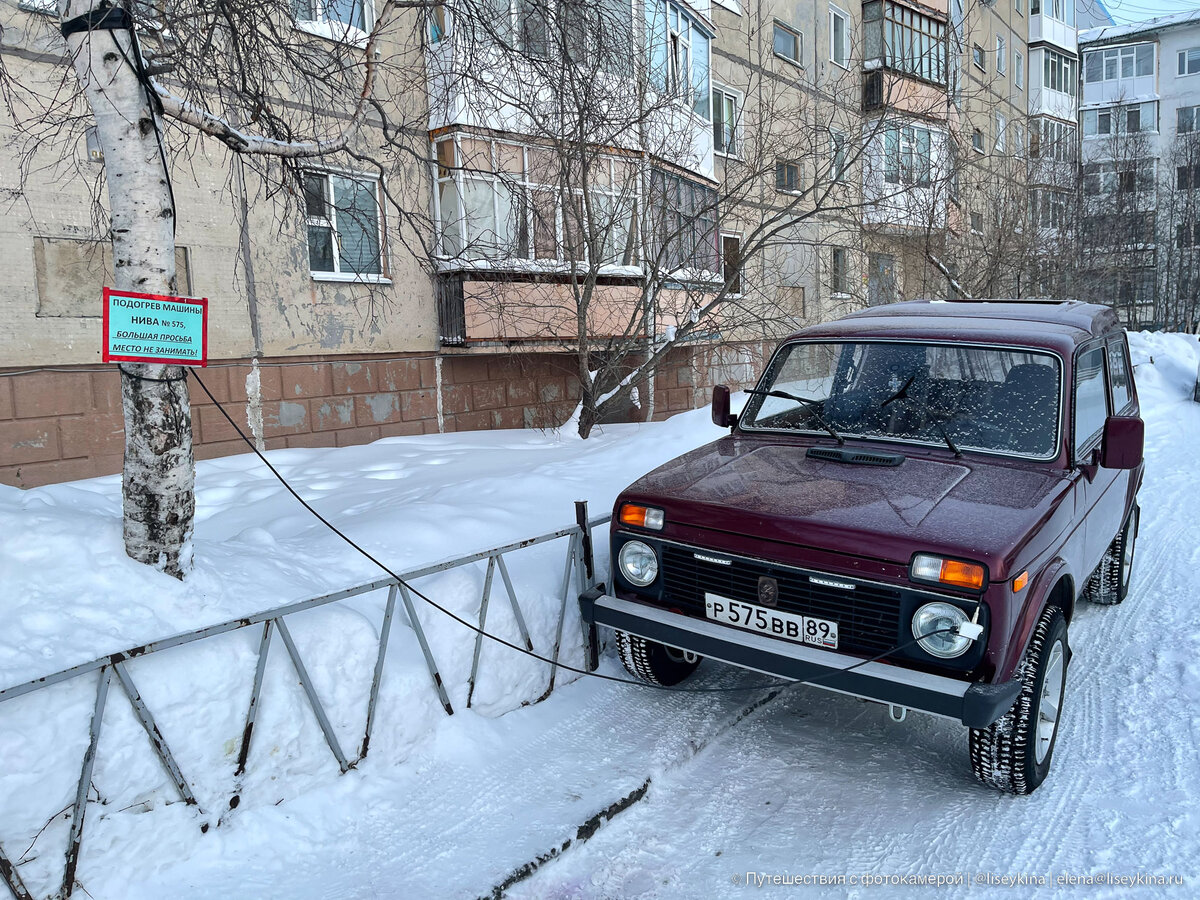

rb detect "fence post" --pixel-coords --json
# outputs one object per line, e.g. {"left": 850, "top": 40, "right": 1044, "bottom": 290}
{"left": 575, "top": 500, "right": 595, "bottom": 583}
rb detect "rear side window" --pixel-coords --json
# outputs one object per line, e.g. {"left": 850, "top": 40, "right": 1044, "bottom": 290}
{"left": 1074, "top": 345, "right": 1109, "bottom": 458}
{"left": 1108, "top": 340, "right": 1134, "bottom": 413}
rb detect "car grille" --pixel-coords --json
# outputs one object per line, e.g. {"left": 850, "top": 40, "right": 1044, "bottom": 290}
{"left": 660, "top": 544, "right": 903, "bottom": 657}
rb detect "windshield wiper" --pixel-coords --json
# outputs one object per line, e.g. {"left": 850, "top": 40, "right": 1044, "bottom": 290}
{"left": 936, "top": 422, "right": 964, "bottom": 458}
{"left": 747, "top": 388, "right": 844, "bottom": 445}
{"left": 879, "top": 373, "right": 916, "bottom": 409}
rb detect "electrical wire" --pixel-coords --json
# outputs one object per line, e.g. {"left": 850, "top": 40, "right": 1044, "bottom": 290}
{"left": 188, "top": 367, "right": 975, "bottom": 699}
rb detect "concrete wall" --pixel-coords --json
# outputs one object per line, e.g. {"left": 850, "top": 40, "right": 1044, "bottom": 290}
{"left": 0, "top": 340, "right": 775, "bottom": 488}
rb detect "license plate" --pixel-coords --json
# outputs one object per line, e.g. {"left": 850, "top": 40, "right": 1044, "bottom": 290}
{"left": 704, "top": 592, "right": 838, "bottom": 650}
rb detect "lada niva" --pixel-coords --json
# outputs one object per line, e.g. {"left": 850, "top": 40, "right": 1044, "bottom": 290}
{"left": 583, "top": 301, "right": 1144, "bottom": 794}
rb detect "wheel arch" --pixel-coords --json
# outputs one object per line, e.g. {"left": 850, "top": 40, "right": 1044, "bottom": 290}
{"left": 997, "top": 561, "right": 1074, "bottom": 682}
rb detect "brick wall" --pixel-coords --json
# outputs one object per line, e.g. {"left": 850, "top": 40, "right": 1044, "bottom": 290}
{"left": 0, "top": 342, "right": 773, "bottom": 489}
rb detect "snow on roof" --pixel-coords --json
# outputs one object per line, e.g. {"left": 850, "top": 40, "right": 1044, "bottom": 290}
{"left": 1079, "top": 7, "right": 1200, "bottom": 45}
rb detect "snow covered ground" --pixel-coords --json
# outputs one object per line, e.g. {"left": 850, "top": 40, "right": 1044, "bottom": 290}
{"left": 2, "top": 332, "right": 1199, "bottom": 899}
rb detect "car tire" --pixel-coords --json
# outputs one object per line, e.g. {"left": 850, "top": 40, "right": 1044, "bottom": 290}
{"left": 1083, "top": 503, "right": 1139, "bottom": 606}
{"left": 615, "top": 631, "right": 702, "bottom": 686}
{"left": 968, "top": 605, "right": 1068, "bottom": 795}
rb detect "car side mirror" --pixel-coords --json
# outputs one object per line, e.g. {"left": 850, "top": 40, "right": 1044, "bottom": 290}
{"left": 1100, "top": 415, "right": 1144, "bottom": 470}
{"left": 712, "top": 385, "right": 737, "bottom": 429}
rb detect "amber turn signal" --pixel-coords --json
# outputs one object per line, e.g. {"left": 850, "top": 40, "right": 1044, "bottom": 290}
{"left": 1013, "top": 570, "right": 1029, "bottom": 592}
{"left": 911, "top": 553, "right": 986, "bottom": 591}
{"left": 619, "top": 503, "right": 664, "bottom": 531}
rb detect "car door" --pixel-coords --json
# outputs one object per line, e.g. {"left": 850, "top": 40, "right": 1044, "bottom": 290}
{"left": 1071, "top": 340, "right": 1121, "bottom": 575}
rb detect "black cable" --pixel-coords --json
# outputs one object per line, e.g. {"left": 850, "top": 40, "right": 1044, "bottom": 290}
{"left": 188, "top": 368, "right": 969, "bottom": 696}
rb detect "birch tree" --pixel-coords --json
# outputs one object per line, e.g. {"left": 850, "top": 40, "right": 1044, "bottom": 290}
{"left": 5, "top": 0, "right": 420, "bottom": 576}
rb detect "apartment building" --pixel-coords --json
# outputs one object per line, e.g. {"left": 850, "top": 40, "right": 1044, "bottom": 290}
{"left": 1079, "top": 9, "right": 1200, "bottom": 328}
{"left": 0, "top": 0, "right": 1075, "bottom": 489}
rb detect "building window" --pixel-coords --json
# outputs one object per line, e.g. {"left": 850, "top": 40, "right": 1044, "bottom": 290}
{"left": 830, "top": 132, "right": 847, "bottom": 182}
{"left": 1031, "top": 118, "right": 1076, "bottom": 162}
{"left": 1178, "top": 105, "right": 1200, "bottom": 133}
{"left": 973, "top": 43, "right": 985, "bottom": 72}
{"left": 970, "top": 211, "right": 983, "bottom": 233}
{"left": 1015, "top": 49, "right": 1024, "bottom": 88}
{"left": 1085, "top": 44, "right": 1154, "bottom": 83}
{"left": 1032, "top": 188, "right": 1067, "bottom": 228}
{"left": 304, "top": 170, "right": 384, "bottom": 277}
{"left": 1083, "top": 160, "right": 1155, "bottom": 195}
{"left": 294, "top": 0, "right": 369, "bottom": 36}
{"left": 650, "top": 2, "right": 712, "bottom": 118}
{"left": 434, "top": 137, "right": 638, "bottom": 266}
{"left": 1178, "top": 164, "right": 1200, "bottom": 190}
{"left": 997, "top": 36, "right": 1007, "bottom": 75}
{"left": 428, "top": 5, "right": 448, "bottom": 43}
{"left": 995, "top": 113, "right": 1006, "bottom": 151}
{"left": 721, "top": 234, "right": 742, "bottom": 294}
{"left": 830, "top": 7, "right": 849, "bottom": 67}
{"left": 648, "top": 167, "right": 719, "bottom": 273}
{"left": 1083, "top": 101, "right": 1158, "bottom": 135}
{"left": 712, "top": 86, "right": 740, "bottom": 155}
{"left": 1179, "top": 47, "right": 1200, "bottom": 76}
{"left": 883, "top": 123, "right": 931, "bottom": 185}
{"left": 776, "top": 160, "right": 802, "bottom": 193}
{"left": 831, "top": 247, "right": 849, "bottom": 295}
{"left": 1043, "top": 48, "right": 1078, "bottom": 97}
{"left": 971, "top": 128, "right": 983, "bottom": 153}
{"left": 1015, "top": 0, "right": 1023, "bottom": 15}
{"left": 773, "top": 21, "right": 801, "bottom": 64}
{"left": 862, "top": 1, "right": 946, "bottom": 85}
{"left": 1032, "top": 0, "right": 1074, "bottom": 25}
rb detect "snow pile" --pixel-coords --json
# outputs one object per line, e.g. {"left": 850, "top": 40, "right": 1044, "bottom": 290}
{"left": 0, "top": 403, "right": 733, "bottom": 897}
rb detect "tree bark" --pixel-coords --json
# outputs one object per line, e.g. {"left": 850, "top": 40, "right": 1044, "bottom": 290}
{"left": 63, "top": 1, "right": 194, "bottom": 577}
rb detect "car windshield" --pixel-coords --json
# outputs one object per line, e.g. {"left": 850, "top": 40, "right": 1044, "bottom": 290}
{"left": 741, "top": 341, "right": 1062, "bottom": 459}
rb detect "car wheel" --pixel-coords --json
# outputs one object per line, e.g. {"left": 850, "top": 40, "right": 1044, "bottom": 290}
{"left": 615, "top": 631, "right": 702, "bottom": 686}
{"left": 968, "top": 605, "right": 1068, "bottom": 795}
{"left": 1083, "top": 503, "right": 1139, "bottom": 606}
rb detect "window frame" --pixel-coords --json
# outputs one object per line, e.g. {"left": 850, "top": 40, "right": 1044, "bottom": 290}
{"left": 830, "top": 6, "right": 850, "bottom": 68}
{"left": 293, "top": 0, "right": 373, "bottom": 44}
{"left": 721, "top": 232, "right": 743, "bottom": 295}
{"left": 1178, "top": 105, "right": 1199, "bottom": 134}
{"left": 830, "top": 131, "right": 847, "bottom": 182}
{"left": 973, "top": 43, "right": 986, "bottom": 72}
{"left": 997, "top": 35, "right": 1007, "bottom": 76}
{"left": 775, "top": 159, "right": 803, "bottom": 194}
{"left": 303, "top": 168, "right": 390, "bottom": 282}
{"left": 1179, "top": 47, "right": 1200, "bottom": 77}
{"left": 712, "top": 84, "right": 743, "bottom": 157}
{"left": 773, "top": 20, "right": 802, "bottom": 66}
{"left": 882, "top": 122, "right": 932, "bottom": 186}
{"left": 1015, "top": 48, "right": 1024, "bottom": 88}
{"left": 830, "top": 247, "right": 850, "bottom": 296}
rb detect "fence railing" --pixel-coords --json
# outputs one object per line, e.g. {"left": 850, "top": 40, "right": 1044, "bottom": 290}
{"left": 0, "top": 504, "right": 608, "bottom": 900}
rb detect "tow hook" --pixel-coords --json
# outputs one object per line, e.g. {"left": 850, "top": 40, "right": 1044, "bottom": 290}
{"left": 888, "top": 704, "right": 908, "bottom": 723}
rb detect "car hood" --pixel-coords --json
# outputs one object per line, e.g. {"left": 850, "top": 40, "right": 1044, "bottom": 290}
{"left": 620, "top": 436, "right": 1070, "bottom": 572}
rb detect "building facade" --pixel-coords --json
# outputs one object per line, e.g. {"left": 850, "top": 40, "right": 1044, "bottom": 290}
{"left": 1079, "top": 10, "right": 1200, "bottom": 328}
{"left": 1, "top": 0, "right": 1089, "bottom": 489}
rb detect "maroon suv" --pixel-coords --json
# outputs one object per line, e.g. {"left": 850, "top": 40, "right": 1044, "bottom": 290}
{"left": 582, "top": 301, "right": 1144, "bottom": 794}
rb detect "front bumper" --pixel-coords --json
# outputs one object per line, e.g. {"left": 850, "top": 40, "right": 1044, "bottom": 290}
{"left": 582, "top": 590, "right": 1020, "bottom": 729}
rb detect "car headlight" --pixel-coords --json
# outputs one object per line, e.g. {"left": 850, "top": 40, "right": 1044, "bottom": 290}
{"left": 912, "top": 602, "right": 972, "bottom": 659}
{"left": 618, "top": 540, "right": 659, "bottom": 587}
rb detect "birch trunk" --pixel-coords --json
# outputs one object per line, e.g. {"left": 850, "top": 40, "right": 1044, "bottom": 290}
{"left": 62, "top": 1, "right": 194, "bottom": 577}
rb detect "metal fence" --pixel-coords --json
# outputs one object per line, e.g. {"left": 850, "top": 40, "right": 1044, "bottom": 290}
{"left": 0, "top": 505, "right": 607, "bottom": 900}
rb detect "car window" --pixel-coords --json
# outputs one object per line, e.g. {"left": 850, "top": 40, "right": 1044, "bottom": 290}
{"left": 742, "top": 341, "right": 1061, "bottom": 458}
{"left": 1107, "top": 340, "right": 1133, "bottom": 413}
{"left": 1073, "top": 344, "right": 1109, "bottom": 458}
